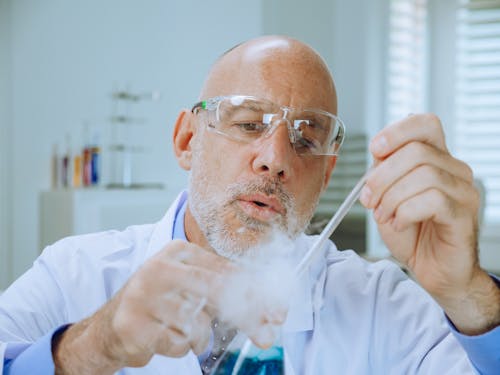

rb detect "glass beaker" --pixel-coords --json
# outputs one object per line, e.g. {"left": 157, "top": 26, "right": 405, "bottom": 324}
{"left": 209, "top": 330, "right": 284, "bottom": 375}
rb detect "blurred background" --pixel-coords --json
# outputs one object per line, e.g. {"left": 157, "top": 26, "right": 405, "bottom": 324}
{"left": 1, "top": 0, "right": 499, "bottom": 289}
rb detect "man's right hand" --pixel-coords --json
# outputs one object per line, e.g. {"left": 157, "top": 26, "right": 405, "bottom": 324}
{"left": 53, "top": 240, "right": 231, "bottom": 374}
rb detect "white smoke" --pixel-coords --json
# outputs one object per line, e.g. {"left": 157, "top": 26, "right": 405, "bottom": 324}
{"left": 215, "top": 230, "right": 302, "bottom": 340}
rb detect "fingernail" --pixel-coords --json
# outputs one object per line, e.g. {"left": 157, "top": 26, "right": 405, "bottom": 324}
{"left": 266, "top": 309, "right": 286, "bottom": 324}
{"left": 360, "top": 186, "right": 372, "bottom": 207}
{"left": 370, "top": 136, "right": 388, "bottom": 155}
{"left": 255, "top": 326, "right": 276, "bottom": 349}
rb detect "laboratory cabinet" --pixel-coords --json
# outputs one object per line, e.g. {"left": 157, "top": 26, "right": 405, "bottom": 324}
{"left": 39, "top": 188, "right": 179, "bottom": 250}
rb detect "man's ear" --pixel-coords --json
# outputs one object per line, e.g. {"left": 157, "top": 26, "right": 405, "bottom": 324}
{"left": 173, "top": 109, "right": 195, "bottom": 171}
{"left": 322, "top": 155, "right": 337, "bottom": 190}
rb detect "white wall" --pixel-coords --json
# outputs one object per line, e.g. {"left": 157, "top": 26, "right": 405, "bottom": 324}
{"left": 0, "top": 0, "right": 13, "bottom": 289}
{"left": 262, "top": 0, "right": 379, "bottom": 135}
{"left": 6, "top": 0, "right": 263, "bottom": 282}
{"left": 262, "top": 0, "right": 336, "bottom": 66}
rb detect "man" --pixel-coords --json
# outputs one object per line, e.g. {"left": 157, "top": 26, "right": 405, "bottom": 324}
{"left": 1, "top": 35, "right": 499, "bottom": 374}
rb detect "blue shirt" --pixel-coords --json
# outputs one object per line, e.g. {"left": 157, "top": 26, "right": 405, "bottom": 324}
{"left": 2, "top": 193, "right": 500, "bottom": 374}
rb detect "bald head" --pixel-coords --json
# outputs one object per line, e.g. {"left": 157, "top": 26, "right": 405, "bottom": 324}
{"left": 200, "top": 35, "right": 338, "bottom": 115}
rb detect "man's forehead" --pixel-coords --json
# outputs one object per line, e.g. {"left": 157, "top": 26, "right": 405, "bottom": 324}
{"left": 201, "top": 38, "right": 337, "bottom": 113}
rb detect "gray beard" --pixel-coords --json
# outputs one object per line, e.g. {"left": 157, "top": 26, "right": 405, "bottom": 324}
{"left": 188, "top": 174, "right": 318, "bottom": 260}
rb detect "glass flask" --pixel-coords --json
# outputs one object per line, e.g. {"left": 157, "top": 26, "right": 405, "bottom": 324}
{"left": 208, "top": 330, "right": 284, "bottom": 375}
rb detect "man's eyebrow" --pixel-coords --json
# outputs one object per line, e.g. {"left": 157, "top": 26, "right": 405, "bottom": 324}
{"left": 223, "top": 100, "right": 268, "bottom": 117}
{"left": 245, "top": 101, "right": 267, "bottom": 112}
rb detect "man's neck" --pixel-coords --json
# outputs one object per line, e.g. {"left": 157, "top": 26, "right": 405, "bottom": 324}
{"left": 184, "top": 204, "right": 213, "bottom": 250}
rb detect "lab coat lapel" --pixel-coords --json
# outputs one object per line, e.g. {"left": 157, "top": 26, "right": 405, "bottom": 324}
{"left": 143, "top": 190, "right": 187, "bottom": 261}
{"left": 281, "top": 269, "right": 317, "bottom": 375}
{"left": 281, "top": 234, "right": 327, "bottom": 375}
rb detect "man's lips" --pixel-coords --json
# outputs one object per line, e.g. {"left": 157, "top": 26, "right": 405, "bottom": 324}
{"left": 236, "top": 194, "right": 286, "bottom": 222}
{"left": 241, "top": 194, "right": 286, "bottom": 214}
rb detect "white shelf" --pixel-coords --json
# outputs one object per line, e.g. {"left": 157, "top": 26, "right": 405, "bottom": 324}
{"left": 39, "top": 188, "right": 178, "bottom": 250}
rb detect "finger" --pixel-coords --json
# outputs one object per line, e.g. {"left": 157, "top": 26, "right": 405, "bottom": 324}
{"left": 374, "top": 165, "right": 479, "bottom": 225}
{"left": 154, "top": 325, "right": 192, "bottom": 358}
{"left": 177, "top": 296, "right": 207, "bottom": 335}
{"left": 144, "top": 257, "right": 224, "bottom": 304}
{"left": 165, "top": 239, "right": 235, "bottom": 273}
{"left": 369, "top": 113, "right": 448, "bottom": 159}
{"left": 188, "top": 307, "right": 212, "bottom": 355}
{"left": 152, "top": 296, "right": 211, "bottom": 356}
{"left": 150, "top": 293, "right": 208, "bottom": 332}
{"left": 232, "top": 301, "right": 286, "bottom": 342}
{"left": 390, "top": 188, "right": 475, "bottom": 232}
{"left": 361, "top": 142, "right": 474, "bottom": 209}
{"left": 248, "top": 324, "right": 278, "bottom": 349}
{"left": 156, "top": 240, "right": 235, "bottom": 305}
{"left": 262, "top": 307, "right": 288, "bottom": 325}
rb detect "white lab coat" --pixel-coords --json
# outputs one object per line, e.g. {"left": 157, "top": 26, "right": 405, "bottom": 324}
{"left": 0, "top": 191, "right": 475, "bottom": 374}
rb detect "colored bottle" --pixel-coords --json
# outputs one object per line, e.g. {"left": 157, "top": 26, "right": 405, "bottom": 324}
{"left": 61, "top": 135, "right": 71, "bottom": 188}
{"left": 82, "top": 122, "right": 92, "bottom": 186}
{"left": 72, "top": 147, "right": 82, "bottom": 188}
{"left": 88, "top": 131, "right": 100, "bottom": 186}
{"left": 83, "top": 146, "right": 91, "bottom": 186}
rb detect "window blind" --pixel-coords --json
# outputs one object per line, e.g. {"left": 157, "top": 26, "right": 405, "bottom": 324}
{"left": 386, "top": 0, "right": 428, "bottom": 125}
{"left": 315, "top": 133, "right": 367, "bottom": 218}
{"left": 455, "top": 0, "right": 500, "bottom": 222}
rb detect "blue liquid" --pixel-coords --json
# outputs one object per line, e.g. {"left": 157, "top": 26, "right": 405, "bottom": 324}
{"left": 212, "top": 347, "right": 284, "bottom": 375}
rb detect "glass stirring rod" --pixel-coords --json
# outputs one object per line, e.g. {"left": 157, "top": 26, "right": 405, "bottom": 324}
{"left": 295, "top": 168, "right": 371, "bottom": 278}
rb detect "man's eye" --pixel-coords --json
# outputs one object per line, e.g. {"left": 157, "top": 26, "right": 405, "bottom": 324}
{"left": 295, "top": 119, "right": 326, "bottom": 134}
{"left": 295, "top": 137, "right": 318, "bottom": 152}
{"left": 234, "top": 122, "right": 265, "bottom": 133}
{"left": 296, "top": 138, "right": 314, "bottom": 149}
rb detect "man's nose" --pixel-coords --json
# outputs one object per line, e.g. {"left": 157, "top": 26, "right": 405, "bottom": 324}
{"left": 251, "top": 119, "right": 294, "bottom": 181}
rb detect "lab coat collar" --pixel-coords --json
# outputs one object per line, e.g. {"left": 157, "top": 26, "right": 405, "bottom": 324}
{"left": 144, "top": 190, "right": 188, "bottom": 261}
{"left": 282, "top": 234, "right": 318, "bottom": 333}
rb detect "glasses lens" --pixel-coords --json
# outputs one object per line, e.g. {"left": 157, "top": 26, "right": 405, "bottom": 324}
{"left": 291, "top": 110, "right": 341, "bottom": 155}
{"left": 215, "top": 96, "right": 276, "bottom": 141}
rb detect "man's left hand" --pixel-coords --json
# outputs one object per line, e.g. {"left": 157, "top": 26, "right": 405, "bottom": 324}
{"left": 360, "top": 113, "right": 500, "bottom": 335}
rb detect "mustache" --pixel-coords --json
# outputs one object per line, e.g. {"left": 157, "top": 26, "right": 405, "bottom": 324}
{"left": 227, "top": 178, "right": 293, "bottom": 214}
